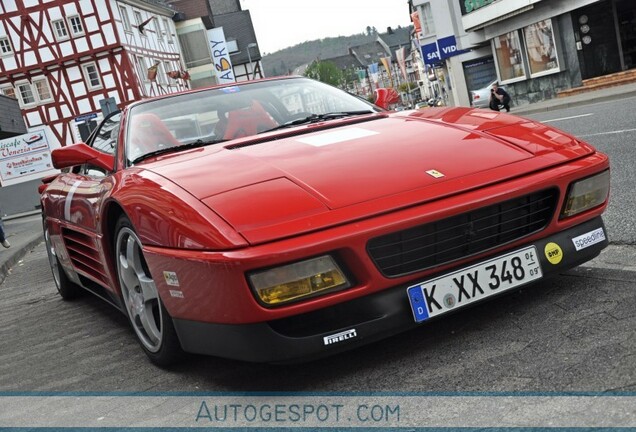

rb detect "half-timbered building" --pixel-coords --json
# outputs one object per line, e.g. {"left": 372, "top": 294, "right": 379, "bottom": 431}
{"left": 0, "top": 0, "right": 187, "bottom": 147}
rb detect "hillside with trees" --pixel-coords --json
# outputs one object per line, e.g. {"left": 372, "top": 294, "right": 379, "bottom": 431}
{"left": 262, "top": 26, "right": 405, "bottom": 77}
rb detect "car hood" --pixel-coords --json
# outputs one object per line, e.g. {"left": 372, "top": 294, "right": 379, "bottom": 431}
{"left": 144, "top": 109, "right": 594, "bottom": 244}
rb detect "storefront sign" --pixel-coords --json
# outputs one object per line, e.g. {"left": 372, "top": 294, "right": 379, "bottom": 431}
{"left": 437, "top": 35, "right": 470, "bottom": 60}
{"left": 421, "top": 42, "right": 441, "bottom": 65}
{"left": 0, "top": 128, "right": 59, "bottom": 186}
{"left": 461, "top": 0, "right": 496, "bottom": 15}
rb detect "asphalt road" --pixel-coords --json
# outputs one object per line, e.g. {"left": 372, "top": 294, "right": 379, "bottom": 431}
{"left": 0, "top": 98, "right": 635, "bottom": 394}
{"left": 524, "top": 94, "right": 636, "bottom": 245}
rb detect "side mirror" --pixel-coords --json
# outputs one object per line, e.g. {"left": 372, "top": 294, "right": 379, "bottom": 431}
{"left": 51, "top": 143, "right": 114, "bottom": 172}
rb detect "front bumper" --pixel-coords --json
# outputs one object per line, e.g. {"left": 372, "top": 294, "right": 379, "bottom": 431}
{"left": 173, "top": 217, "right": 608, "bottom": 363}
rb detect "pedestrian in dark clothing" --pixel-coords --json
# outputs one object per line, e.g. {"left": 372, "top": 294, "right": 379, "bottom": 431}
{"left": 0, "top": 216, "right": 10, "bottom": 248}
{"left": 489, "top": 83, "right": 511, "bottom": 112}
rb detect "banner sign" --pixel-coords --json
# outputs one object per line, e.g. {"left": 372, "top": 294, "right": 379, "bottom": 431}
{"left": 207, "top": 27, "right": 236, "bottom": 84}
{"left": 0, "top": 128, "right": 60, "bottom": 187}
{"left": 368, "top": 62, "right": 379, "bottom": 84}
{"left": 437, "top": 35, "right": 470, "bottom": 60}
{"left": 421, "top": 42, "right": 440, "bottom": 65}
{"left": 396, "top": 46, "right": 408, "bottom": 81}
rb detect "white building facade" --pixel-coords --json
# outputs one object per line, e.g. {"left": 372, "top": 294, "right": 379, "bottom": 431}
{"left": 0, "top": 0, "right": 187, "bottom": 147}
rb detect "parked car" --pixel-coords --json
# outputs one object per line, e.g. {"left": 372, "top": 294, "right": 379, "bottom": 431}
{"left": 470, "top": 80, "right": 506, "bottom": 108}
{"left": 41, "top": 76, "right": 610, "bottom": 366}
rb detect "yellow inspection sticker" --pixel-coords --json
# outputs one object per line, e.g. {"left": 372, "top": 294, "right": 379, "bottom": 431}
{"left": 544, "top": 242, "right": 563, "bottom": 265}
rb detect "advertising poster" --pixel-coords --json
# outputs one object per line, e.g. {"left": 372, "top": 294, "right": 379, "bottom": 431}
{"left": 207, "top": 27, "right": 236, "bottom": 84}
{"left": 0, "top": 127, "right": 60, "bottom": 187}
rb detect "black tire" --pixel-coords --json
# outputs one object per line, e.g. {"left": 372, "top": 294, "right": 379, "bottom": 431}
{"left": 43, "top": 219, "right": 82, "bottom": 300}
{"left": 114, "top": 215, "right": 183, "bottom": 366}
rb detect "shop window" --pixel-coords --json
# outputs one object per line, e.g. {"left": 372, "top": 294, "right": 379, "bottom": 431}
{"left": 0, "top": 36, "right": 13, "bottom": 56}
{"left": 492, "top": 30, "right": 527, "bottom": 84}
{"left": 523, "top": 19, "right": 560, "bottom": 77}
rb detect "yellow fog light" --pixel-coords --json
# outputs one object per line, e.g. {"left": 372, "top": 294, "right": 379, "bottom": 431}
{"left": 248, "top": 256, "right": 350, "bottom": 306}
{"left": 561, "top": 170, "right": 610, "bottom": 218}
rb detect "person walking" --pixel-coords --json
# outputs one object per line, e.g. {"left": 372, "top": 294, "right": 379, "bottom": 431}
{"left": 0, "top": 206, "right": 9, "bottom": 248}
{"left": 0, "top": 216, "right": 9, "bottom": 248}
{"left": 489, "top": 82, "right": 511, "bottom": 112}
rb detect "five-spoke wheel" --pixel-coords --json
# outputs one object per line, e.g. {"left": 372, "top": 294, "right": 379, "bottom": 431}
{"left": 115, "top": 216, "right": 182, "bottom": 365}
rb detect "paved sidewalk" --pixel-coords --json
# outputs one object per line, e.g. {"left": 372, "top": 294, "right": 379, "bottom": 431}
{"left": 512, "top": 82, "right": 636, "bottom": 115}
{"left": 0, "top": 213, "right": 44, "bottom": 285}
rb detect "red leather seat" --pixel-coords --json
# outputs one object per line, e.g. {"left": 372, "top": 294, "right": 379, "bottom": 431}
{"left": 129, "top": 113, "right": 180, "bottom": 159}
{"left": 222, "top": 101, "right": 277, "bottom": 140}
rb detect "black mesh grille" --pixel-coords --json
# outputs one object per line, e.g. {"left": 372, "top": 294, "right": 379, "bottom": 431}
{"left": 367, "top": 189, "right": 559, "bottom": 277}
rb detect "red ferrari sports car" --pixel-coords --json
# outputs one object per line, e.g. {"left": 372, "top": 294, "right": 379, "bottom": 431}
{"left": 40, "top": 76, "right": 610, "bottom": 366}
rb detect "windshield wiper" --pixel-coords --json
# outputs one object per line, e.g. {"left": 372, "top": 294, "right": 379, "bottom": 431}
{"left": 131, "top": 138, "right": 226, "bottom": 165}
{"left": 260, "top": 110, "right": 375, "bottom": 133}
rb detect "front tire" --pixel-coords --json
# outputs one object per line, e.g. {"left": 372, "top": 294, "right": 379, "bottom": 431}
{"left": 114, "top": 215, "right": 183, "bottom": 366}
{"left": 43, "top": 219, "right": 82, "bottom": 300}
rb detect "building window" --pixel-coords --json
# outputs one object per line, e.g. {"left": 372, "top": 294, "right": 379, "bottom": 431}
{"left": 523, "top": 19, "right": 560, "bottom": 77}
{"left": 419, "top": 3, "right": 436, "bottom": 36}
{"left": 152, "top": 17, "right": 160, "bottom": 38}
{"left": 82, "top": 63, "right": 102, "bottom": 89}
{"left": 0, "top": 36, "right": 13, "bottom": 56}
{"left": 51, "top": 19, "right": 69, "bottom": 41}
{"left": 179, "top": 30, "right": 211, "bottom": 68}
{"left": 16, "top": 82, "right": 35, "bottom": 105}
{"left": 492, "top": 30, "right": 527, "bottom": 83}
{"left": 67, "top": 16, "right": 84, "bottom": 36}
{"left": 162, "top": 18, "right": 172, "bottom": 43}
{"left": 134, "top": 55, "right": 147, "bottom": 82}
{"left": 119, "top": 6, "right": 131, "bottom": 32}
{"left": 1, "top": 85, "right": 16, "bottom": 99}
{"left": 33, "top": 78, "right": 52, "bottom": 102}
{"left": 133, "top": 11, "right": 143, "bottom": 29}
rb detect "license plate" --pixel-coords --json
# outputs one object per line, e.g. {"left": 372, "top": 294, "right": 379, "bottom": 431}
{"left": 407, "top": 246, "right": 542, "bottom": 322}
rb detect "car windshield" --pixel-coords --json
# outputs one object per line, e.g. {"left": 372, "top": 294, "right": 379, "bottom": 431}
{"left": 125, "top": 77, "right": 380, "bottom": 164}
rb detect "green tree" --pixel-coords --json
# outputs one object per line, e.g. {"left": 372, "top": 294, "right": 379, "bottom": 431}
{"left": 304, "top": 60, "right": 343, "bottom": 86}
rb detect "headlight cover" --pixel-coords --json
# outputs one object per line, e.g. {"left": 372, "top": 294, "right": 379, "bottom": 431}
{"left": 248, "top": 255, "right": 350, "bottom": 306}
{"left": 561, "top": 170, "right": 610, "bottom": 218}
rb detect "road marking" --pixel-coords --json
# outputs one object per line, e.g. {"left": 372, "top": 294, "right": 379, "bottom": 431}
{"left": 542, "top": 113, "right": 594, "bottom": 123}
{"left": 578, "top": 128, "right": 636, "bottom": 138}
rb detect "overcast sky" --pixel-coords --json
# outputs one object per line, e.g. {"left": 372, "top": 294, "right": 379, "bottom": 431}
{"left": 239, "top": 0, "right": 412, "bottom": 54}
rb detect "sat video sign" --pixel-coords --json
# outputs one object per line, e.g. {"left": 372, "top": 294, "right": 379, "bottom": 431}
{"left": 421, "top": 42, "right": 440, "bottom": 65}
{"left": 421, "top": 36, "right": 470, "bottom": 65}
{"left": 0, "top": 128, "right": 60, "bottom": 187}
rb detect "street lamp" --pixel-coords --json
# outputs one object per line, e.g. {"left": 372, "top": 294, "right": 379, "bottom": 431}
{"left": 246, "top": 42, "right": 257, "bottom": 80}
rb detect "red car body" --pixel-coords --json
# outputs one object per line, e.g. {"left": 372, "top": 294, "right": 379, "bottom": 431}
{"left": 40, "top": 77, "right": 609, "bottom": 365}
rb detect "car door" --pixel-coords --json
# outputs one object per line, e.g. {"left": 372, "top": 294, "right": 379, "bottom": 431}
{"left": 58, "top": 111, "right": 120, "bottom": 291}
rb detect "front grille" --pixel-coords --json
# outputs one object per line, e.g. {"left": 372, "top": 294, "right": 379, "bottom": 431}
{"left": 367, "top": 189, "right": 559, "bottom": 277}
